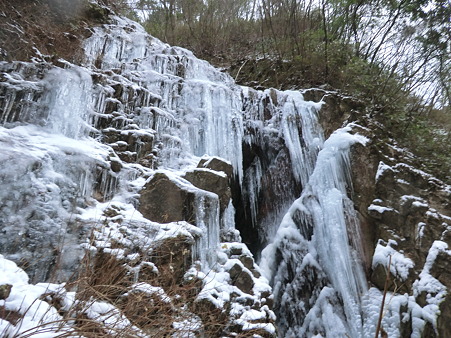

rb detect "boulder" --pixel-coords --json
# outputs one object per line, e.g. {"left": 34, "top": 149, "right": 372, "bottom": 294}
{"left": 197, "top": 156, "right": 234, "bottom": 180}
{"left": 138, "top": 172, "right": 196, "bottom": 223}
{"left": 228, "top": 262, "right": 254, "bottom": 295}
{"left": 183, "top": 168, "right": 231, "bottom": 213}
{"left": 0, "top": 284, "right": 12, "bottom": 300}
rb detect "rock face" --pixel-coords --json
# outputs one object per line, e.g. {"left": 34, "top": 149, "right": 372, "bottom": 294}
{"left": 0, "top": 13, "right": 277, "bottom": 337}
{"left": 349, "top": 117, "right": 451, "bottom": 337}
{"left": 1, "top": 3, "right": 450, "bottom": 337}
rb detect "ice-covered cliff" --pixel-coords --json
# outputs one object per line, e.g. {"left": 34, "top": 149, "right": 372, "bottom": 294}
{"left": 1, "top": 8, "right": 450, "bottom": 338}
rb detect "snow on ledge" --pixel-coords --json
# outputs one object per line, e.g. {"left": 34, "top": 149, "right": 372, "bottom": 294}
{"left": 372, "top": 239, "right": 414, "bottom": 280}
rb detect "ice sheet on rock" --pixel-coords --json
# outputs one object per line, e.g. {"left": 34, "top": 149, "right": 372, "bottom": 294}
{"left": 1, "top": 62, "right": 94, "bottom": 139}
{"left": 261, "top": 125, "right": 368, "bottom": 337}
{"left": 281, "top": 90, "right": 324, "bottom": 186}
{"left": 0, "top": 64, "right": 45, "bottom": 126}
{"left": 0, "top": 125, "right": 114, "bottom": 281}
{"left": 42, "top": 66, "right": 93, "bottom": 139}
{"left": 82, "top": 16, "right": 158, "bottom": 70}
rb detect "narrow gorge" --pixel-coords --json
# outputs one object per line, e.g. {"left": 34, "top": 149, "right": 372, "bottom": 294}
{"left": 0, "top": 5, "right": 450, "bottom": 338}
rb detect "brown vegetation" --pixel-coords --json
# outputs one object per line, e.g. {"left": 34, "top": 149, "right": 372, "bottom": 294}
{"left": 0, "top": 0, "right": 110, "bottom": 63}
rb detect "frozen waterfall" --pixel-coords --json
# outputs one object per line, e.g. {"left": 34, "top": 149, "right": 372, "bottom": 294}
{"left": 0, "top": 14, "right": 370, "bottom": 337}
{"left": 260, "top": 125, "right": 368, "bottom": 336}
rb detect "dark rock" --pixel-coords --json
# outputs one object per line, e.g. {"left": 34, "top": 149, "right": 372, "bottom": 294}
{"left": 238, "top": 255, "right": 254, "bottom": 271}
{"left": 197, "top": 156, "right": 234, "bottom": 180}
{"left": 229, "top": 246, "right": 243, "bottom": 256}
{"left": 228, "top": 263, "right": 254, "bottom": 294}
{"left": 109, "top": 157, "right": 122, "bottom": 173}
{"left": 430, "top": 250, "right": 451, "bottom": 289}
{"left": 0, "top": 284, "right": 12, "bottom": 300}
{"left": 139, "top": 172, "right": 197, "bottom": 223}
{"left": 183, "top": 168, "right": 231, "bottom": 213}
{"left": 437, "top": 297, "right": 451, "bottom": 337}
{"left": 251, "top": 269, "right": 261, "bottom": 278}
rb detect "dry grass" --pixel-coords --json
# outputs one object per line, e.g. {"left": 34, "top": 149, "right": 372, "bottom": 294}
{"left": 0, "top": 217, "right": 276, "bottom": 337}
{"left": 1, "top": 230, "right": 237, "bottom": 337}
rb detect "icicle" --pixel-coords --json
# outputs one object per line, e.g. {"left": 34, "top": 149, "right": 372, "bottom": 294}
{"left": 221, "top": 200, "right": 236, "bottom": 234}
{"left": 1, "top": 90, "right": 18, "bottom": 124}
{"left": 221, "top": 200, "right": 241, "bottom": 242}
{"left": 194, "top": 192, "right": 220, "bottom": 270}
{"left": 98, "top": 168, "right": 119, "bottom": 201}
{"left": 243, "top": 157, "right": 263, "bottom": 227}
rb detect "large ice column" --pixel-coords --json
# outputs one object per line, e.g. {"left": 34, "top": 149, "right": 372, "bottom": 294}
{"left": 281, "top": 90, "right": 324, "bottom": 187}
{"left": 42, "top": 67, "right": 93, "bottom": 139}
{"left": 178, "top": 81, "right": 244, "bottom": 181}
{"left": 194, "top": 193, "right": 221, "bottom": 269}
{"left": 261, "top": 125, "right": 368, "bottom": 337}
{"left": 239, "top": 88, "right": 324, "bottom": 249}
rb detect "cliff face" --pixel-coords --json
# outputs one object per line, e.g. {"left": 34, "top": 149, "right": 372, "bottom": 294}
{"left": 349, "top": 117, "right": 451, "bottom": 337}
{"left": 0, "top": 13, "right": 276, "bottom": 337}
{"left": 0, "top": 4, "right": 450, "bottom": 338}
{"left": 303, "top": 89, "right": 451, "bottom": 336}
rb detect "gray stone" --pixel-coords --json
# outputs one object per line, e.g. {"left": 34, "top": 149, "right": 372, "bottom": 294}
{"left": 139, "top": 172, "right": 196, "bottom": 223}
{"left": 228, "top": 263, "right": 254, "bottom": 295}
{"left": 183, "top": 168, "right": 231, "bottom": 213}
{"left": 0, "top": 284, "right": 12, "bottom": 300}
